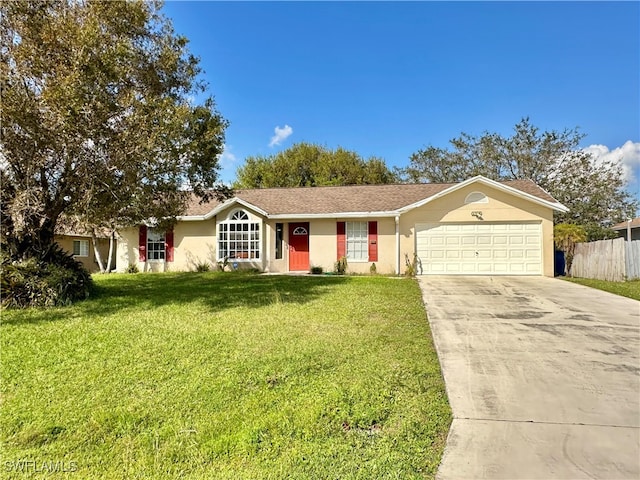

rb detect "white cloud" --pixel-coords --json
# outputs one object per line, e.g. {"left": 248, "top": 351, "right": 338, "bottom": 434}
{"left": 216, "top": 144, "right": 238, "bottom": 184}
{"left": 584, "top": 141, "right": 640, "bottom": 184}
{"left": 269, "top": 124, "right": 293, "bottom": 147}
{"left": 218, "top": 143, "right": 236, "bottom": 168}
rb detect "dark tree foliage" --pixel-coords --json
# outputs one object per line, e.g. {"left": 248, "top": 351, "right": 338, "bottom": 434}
{"left": 235, "top": 142, "right": 398, "bottom": 188}
{"left": 1, "top": 0, "right": 230, "bottom": 264}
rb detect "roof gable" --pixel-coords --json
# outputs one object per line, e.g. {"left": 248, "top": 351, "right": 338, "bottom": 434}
{"left": 397, "top": 176, "right": 568, "bottom": 213}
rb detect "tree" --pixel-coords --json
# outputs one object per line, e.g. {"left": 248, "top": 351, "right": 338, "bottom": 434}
{"left": 234, "top": 142, "right": 398, "bottom": 188}
{"left": 1, "top": 0, "right": 230, "bottom": 267}
{"left": 400, "top": 118, "right": 638, "bottom": 239}
{"left": 554, "top": 223, "right": 587, "bottom": 275}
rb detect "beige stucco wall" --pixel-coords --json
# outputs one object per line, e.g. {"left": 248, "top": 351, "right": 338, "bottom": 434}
{"left": 116, "top": 223, "right": 219, "bottom": 273}
{"left": 114, "top": 184, "right": 555, "bottom": 276}
{"left": 116, "top": 227, "right": 139, "bottom": 272}
{"left": 262, "top": 218, "right": 397, "bottom": 274}
{"left": 306, "top": 218, "right": 397, "bottom": 274}
{"left": 55, "top": 235, "right": 114, "bottom": 273}
{"left": 116, "top": 206, "right": 266, "bottom": 273}
{"left": 172, "top": 220, "right": 217, "bottom": 271}
{"left": 397, "top": 184, "right": 555, "bottom": 276}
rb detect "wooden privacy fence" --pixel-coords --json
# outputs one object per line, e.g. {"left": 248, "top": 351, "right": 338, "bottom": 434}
{"left": 571, "top": 237, "right": 640, "bottom": 281}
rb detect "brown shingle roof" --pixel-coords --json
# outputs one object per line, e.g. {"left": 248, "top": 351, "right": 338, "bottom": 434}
{"left": 184, "top": 178, "right": 561, "bottom": 217}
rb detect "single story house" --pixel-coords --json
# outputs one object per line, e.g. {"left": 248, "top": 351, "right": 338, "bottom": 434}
{"left": 115, "top": 176, "right": 568, "bottom": 276}
{"left": 611, "top": 217, "right": 640, "bottom": 241}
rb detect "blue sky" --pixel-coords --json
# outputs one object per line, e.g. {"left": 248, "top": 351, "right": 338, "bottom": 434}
{"left": 162, "top": 1, "right": 640, "bottom": 200}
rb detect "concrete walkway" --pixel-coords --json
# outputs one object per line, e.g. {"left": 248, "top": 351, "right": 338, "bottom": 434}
{"left": 419, "top": 276, "right": 640, "bottom": 479}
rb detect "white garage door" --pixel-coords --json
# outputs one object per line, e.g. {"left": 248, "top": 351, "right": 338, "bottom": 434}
{"left": 416, "top": 223, "right": 542, "bottom": 275}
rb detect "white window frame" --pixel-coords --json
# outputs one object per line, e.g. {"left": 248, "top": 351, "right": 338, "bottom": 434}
{"left": 217, "top": 210, "right": 261, "bottom": 261}
{"left": 72, "top": 239, "right": 89, "bottom": 257}
{"left": 464, "top": 191, "right": 488, "bottom": 204}
{"left": 147, "top": 228, "right": 166, "bottom": 261}
{"left": 346, "top": 221, "right": 368, "bottom": 262}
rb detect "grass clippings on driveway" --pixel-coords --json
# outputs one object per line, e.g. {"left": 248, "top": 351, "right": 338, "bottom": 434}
{"left": 1, "top": 273, "right": 451, "bottom": 479}
{"left": 563, "top": 277, "right": 640, "bottom": 301}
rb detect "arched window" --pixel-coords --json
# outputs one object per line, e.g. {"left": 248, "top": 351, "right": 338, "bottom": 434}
{"left": 292, "top": 226, "right": 308, "bottom": 235}
{"left": 218, "top": 210, "right": 260, "bottom": 260}
{"left": 231, "top": 210, "right": 249, "bottom": 221}
{"left": 464, "top": 191, "right": 488, "bottom": 204}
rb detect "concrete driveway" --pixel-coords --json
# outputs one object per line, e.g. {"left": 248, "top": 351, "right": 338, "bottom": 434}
{"left": 419, "top": 276, "right": 640, "bottom": 479}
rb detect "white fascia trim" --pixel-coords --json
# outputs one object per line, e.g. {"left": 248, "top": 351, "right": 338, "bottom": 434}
{"left": 177, "top": 197, "right": 270, "bottom": 221}
{"left": 268, "top": 211, "right": 398, "bottom": 220}
{"left": 397, "top": 175, "right": 569, "bottom": 213}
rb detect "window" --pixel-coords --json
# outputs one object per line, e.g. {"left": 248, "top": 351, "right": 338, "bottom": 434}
{"left": 73, "top": 240, "right": 89, "bottom": 257}
{"left": 337, "top": 221, "right": 377, "bottom": 262}
{"left": 275, "top": 223, "right": 283, "bottom": 259}
{"left": 218, "top": 210, "right": 260, "bottom": 260}
{"left": 465, "top": 191, "right": 488, "bottom": 204}
{"left": 147, "top": 229, "right": 166, "bottom": 261}
{"left": 346, "top": 222, "right": 368, "bottom": 261}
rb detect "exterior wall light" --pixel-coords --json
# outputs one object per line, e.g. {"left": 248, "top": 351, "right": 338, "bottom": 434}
{"left": 471, "top": 211, "right": 483, "bottom": 220}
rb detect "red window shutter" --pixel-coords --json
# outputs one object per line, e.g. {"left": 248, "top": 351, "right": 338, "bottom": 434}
{"left": 368, "top": 221, "right": 378, "bottom": 262}
{"left": 337, "top": 221, "right": 346, "bottom": 259}
{"left": 138, "top": 225, "right": 147, "bottom": 262}
{"left": 165, "top": 228, "right": 174, "bottom": 262}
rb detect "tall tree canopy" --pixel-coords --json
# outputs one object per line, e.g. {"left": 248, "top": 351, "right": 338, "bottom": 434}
{"left": 234, "top": 142, "right": 398, "bottom": 188}
{"left": 1, "top": 0, "right": 230, "bottom": 263}
{"left": 400, "top": 118, "right": 638, "bottom": 239}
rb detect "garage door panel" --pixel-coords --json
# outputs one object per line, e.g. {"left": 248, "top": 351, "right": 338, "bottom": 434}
{"left": 416, "top": 222, "right": 542, "bottom": 275}
{"left": 493, "top": 250, "right": 508, "bottom": 259}
{"left": 493, "top": 263, "right": 509, "bottom": 273}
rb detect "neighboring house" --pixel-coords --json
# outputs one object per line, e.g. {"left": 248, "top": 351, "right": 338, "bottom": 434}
{"left": 115, "top": 175, "right": 568, "bottom": 276}
{"left": 54, "top": 227, "right": 116, "bottom": 273}
{"left": 611, "top": 217, "right": 640, "bottom": 241}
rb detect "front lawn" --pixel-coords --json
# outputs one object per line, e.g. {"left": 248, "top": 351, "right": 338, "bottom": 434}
{"left": 563, "top": 277, "right": 640, "bottom": 301}
{"left": 0, "top": 273, "right": 451, "bottom": 479}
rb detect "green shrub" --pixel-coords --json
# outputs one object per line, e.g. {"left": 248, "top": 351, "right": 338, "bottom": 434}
{"left": 1, "top": 244, "right": 92, "bottom": 308}
{"left": 369, "top": 263, "right": 377, "bottom": 275}
{"left": 334, "top": 256, "right": 348, "bottom": 275}
{"left": 404, "top": 253, "right": 419, "bottom": 277}
{"left": 217, "top": 256, "right": 229, "bottom": 272}
{"left": 125, "top": 263, "right": 140, "bottom": 274}
{"left": 194, "top": 262, "right": 211, "bottom": 272}
{"left": 310, "top": 265, "right": 323, "bottom": 274}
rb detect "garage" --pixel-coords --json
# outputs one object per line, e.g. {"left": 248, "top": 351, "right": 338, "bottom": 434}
{"left": 415, "top": 222, "right": 542, "bottom": 275}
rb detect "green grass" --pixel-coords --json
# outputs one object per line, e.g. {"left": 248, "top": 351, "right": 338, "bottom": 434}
{"left": 563, "top": 277, "right": 640, "bottom": 301}
{"left": 0, "top": 273, "right": 451, "bottom": 479}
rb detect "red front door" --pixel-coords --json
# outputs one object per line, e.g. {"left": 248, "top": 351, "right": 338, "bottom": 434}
{"left": 289, "top": 223, "right": 309, "bottom": 271}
